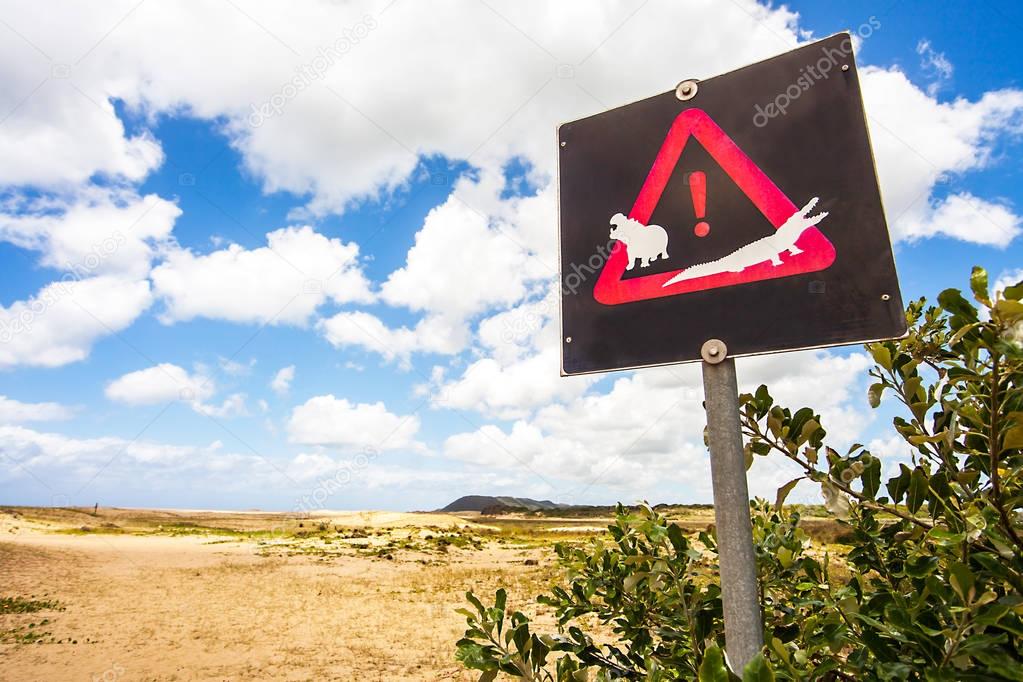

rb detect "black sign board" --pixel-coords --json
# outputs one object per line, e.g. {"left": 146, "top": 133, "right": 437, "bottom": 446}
{"left": 558, "top": 33, "right": 905, "bottom": 376}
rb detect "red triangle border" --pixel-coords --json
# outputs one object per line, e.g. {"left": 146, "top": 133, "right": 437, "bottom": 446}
{"left": 592, "top": 108, "right": 836, "bottom": 306}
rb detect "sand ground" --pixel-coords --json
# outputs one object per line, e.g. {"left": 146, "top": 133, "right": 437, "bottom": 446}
{"left": 0, "top": 507, "right": 567, "bottom": 682}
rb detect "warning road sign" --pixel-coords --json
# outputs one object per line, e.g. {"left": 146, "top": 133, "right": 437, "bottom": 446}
{"left": 558, "top": 33, "right": 906, "bottom": 375}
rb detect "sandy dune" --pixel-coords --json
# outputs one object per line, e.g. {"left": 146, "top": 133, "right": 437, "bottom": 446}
{"left": 0, "top": 507, "right": 559, "bottom": 681}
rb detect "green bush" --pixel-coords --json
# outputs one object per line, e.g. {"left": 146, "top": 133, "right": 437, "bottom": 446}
{"left": 455, "top": 267, "right": 1023, "bottom": 680}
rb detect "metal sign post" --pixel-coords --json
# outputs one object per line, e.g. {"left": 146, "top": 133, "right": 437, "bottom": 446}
{"left": 701, "top": 339, "right": 763, "bottom": 670}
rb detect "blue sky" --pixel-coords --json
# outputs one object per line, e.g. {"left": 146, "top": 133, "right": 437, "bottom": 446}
{"left": 0, "top": 0, "right": 1019, "bottom": 512}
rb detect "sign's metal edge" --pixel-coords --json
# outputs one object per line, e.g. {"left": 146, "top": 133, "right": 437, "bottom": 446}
{"left": 557, "top": 122, "right": 568, "bottom": 376}
{"left": 560, "top": 328, "right": 911, "bottom": 378}
{"left": 555, "top": 31, "right": 855, "bottom": 131}
{"left": 846, "top": 36, "right": 907, "bottom": 314}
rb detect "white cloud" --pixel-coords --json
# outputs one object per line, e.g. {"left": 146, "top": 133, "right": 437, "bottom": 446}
{"left": 318, "top": 310, "right": 466, "bottom": 365}
{"left": 431, "top": 288, "right": 592, "bottom": 418}
{"left": 0, "top": 68, "right": 163, "bottom": 188}
{"left": 270, "top": 365, "right": 295, "bottom": 395}
{"left": 438, "top": 347, "right": 594, "bottom": 419}
{"left": 896, "top": 192, "right": 1020, "bottom": 246}
{"left": 105, "top": 363, "right": 214, "bottom": 405}
{"left": 194, "top": 393, "right": 249, "bottom": 418}
{"left": 0, "top": 395, "right": 76, "bottom": 423}
{"left": 861, "top": 67, "right": 1023, "bottom": 246}
{"left": 0, "top": 275, "right": 152, "bottom": 369}
{"left": 370, "top": 172, "right": 556, "bottom": 359}
{"left": 0, "top": 189, "right": 181, "bottom": 279}
{"left": 0, "top": 0, "right": 1016, "bottom": 252}
{"left": 218, "top": 356, "right": 256, "bottom": 376}
{"left": 442, "top": 349, "right": 874, "bottom": 502}
{"left": 994, "top": 268, "right": 1023, "bottom": 297}
{"left": 380, "top": 186, "right": 548, "bottom": 321}
{"left": 150, "top": 225, "right": 373, "bottom": 326}
{"left": 287, "top": 394, "right": 421, "bottom": 452}
{"left": 105, "top": 363, "right": 254, "bottom": 419}
{"left": 0, "top": 424, "right": 289, "bottom": 500}
{"left": 916, "top": 39, "right": 953, "bottom": 94}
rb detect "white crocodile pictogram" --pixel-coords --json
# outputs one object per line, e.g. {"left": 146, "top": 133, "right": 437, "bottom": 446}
{"left": 662, "top": 197, "right": 829, "bottom": 287}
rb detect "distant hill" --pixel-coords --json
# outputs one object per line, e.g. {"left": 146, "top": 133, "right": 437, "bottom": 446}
{"left": 439, "top": 495, "right": 569, "bottom": 513}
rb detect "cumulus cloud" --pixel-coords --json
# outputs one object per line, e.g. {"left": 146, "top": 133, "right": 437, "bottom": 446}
{"left": 105, "top": 363, "right": 215, "bottom": 405}
{"left": 194, "top": 393, "right": 249, "bottom": 418}
{"left": 270, "top": 365, "right": 295, "bottom": 395}
{"left": 994, "top": 268, "right": 1023, "bottom": 297}
{"left": 0, "top": 275, "right": 152, "bottom": 369}
{"left": 433, "top": 293, "right": 596, "bottom": 418}
{"left": 0, "top": 423, "right": 291, "bottom": 501}
{"left": 218, "top": 356, "right": 256, "bottom": 376}
{"left": 287, "top": 394, "right": 421, "bottom": 452}
{"left": 0, "top": 72, "right": 163, "bottom": 188}
{"left": 106, "top": 363, "right": 256, "bottom": 419}
{"left": 0, "top": 1, "right": 1017, "bottom": 242}
{"left": 0, "top": 189, "right": 181, "bottom": 279}
{"left": 0, "top": 395, "right": 76, "bottom": 423}
{"left": 861, "top": 67, "right": 1023, "bottom": 247}
{"left": 896, "top": 192, "right": 1020, "bottom": 246}
{"left": 150, "top": 225, "right": 373, "bottom": 326}
{"left": 318, "top": 311, "right": 467, "bottom": 366}
{"left": 442, "top": 349, "right": 874, "bottom": 502}
{"left": 380, "top": 187, "right": 549, "bottom": 320}
{"left": 916, "top": 39, "right": 953, "bottom": 94}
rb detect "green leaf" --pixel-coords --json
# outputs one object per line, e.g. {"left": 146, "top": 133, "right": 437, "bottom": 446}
{"left": 904, "top": 554, "right": 939, "bottom": 578}
{"left": 938, "top": 288, "right": 979, "bottom": 322}
{"left": 478, "top": 671, "right": 498, "bottom": 682}
{"left": 742, "top": 653, "right": 775, "bottom": 682}
{"left": 1004, "top": 424, "right": 1023, "bottom": 451}
{"left": 868, "top": 382, "right": 885, "bottom": 408}
{"left": 949, "top": 562, "right": 975, "bottom": 602}
{"left": 948, "top": 321, "right": 981, "bottom": 346}
{"left": 906, "top": 467, "right": 928, "bottom": 513}
{"left": 970, "top": 266, "right": 990, "bottom": 306}
{"left": 466, "top": 591, "right": 485, "bottom": 617}
{"left": 861, "top": 456, "right": 882, "bottom": 498}
{"left": 1004, "top": 281, "right": 1023, "bottom": 301}
{"left": 788, "top": 407, "right": 815, "bottom": 444}
{"left": 869, "top": 344, "right": 893, "bottom": 372}
{"left": 994, "top": 298, "right": 1023, "bottom": 323}
{"left": 903, "top": 376, "right": 924, "bottom": 404}
{"left": 775, "top": 478, "right": 802, "bottom": 511}
{"left": 798, "top": 419, "right": 821, "bottom": 446}
{"left": 698, "top": 644, "right": 730, "bottom": 682}
{"left": 887, "top": 464, "right": 912, "bottom": 503}
{"left": 973, "top": 649, "right": 1023, "bottom": 681}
